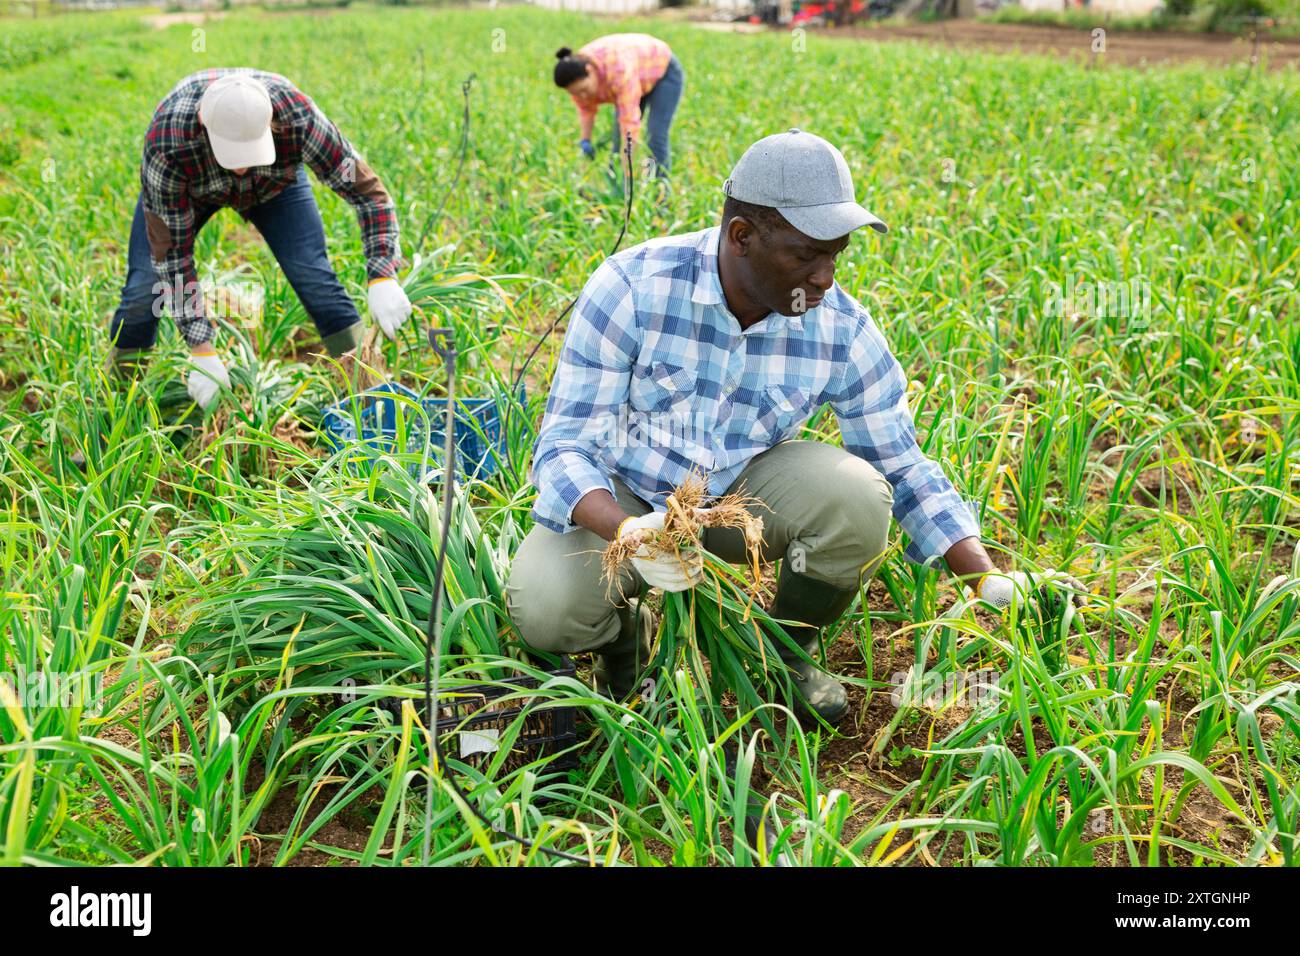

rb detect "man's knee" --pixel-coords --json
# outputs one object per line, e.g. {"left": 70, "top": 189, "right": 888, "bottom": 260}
{"left": 505, "top": 572, "right": 568, "bottom": 654}
{"left": 791, "top": 450, "right": 894, "bottom": 587}
{"left": 505, "top": 528, "right": 626, "bottom": 655}
{"left": 847, "top": 463, "right": 889, "bottom": 574}
{"left": 841, "top": 456, "right": 893, "bottom": 555}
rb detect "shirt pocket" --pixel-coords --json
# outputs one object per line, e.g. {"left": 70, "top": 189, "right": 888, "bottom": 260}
{"left": 628, "top": 360, "right": 704, "bottom": 458}
{"left": 632, "top": 361, "right": 697, "bottom": 416}
{"left": 748, "top": 382, "right": 813, "bottom": 444}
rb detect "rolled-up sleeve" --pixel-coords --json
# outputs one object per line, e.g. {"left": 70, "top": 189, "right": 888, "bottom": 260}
{"left": 529, "top": 258, "right": 639, "bottom": 533}
{"left": 831, "top": 307, "right": 982, "bottom": 564}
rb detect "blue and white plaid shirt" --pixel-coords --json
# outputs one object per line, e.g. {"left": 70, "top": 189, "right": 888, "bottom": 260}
{"left": 529, "top": 226, "right": 981, "bottom": 563}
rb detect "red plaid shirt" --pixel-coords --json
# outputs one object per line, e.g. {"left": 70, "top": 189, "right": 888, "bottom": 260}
{"left": 140, "top": 68, "right": 401, "bottom": 347}
{"left": 569, "top": 34, "right": 673, "bottom": 147}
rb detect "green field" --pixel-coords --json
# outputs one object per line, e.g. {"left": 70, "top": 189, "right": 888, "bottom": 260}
{"left": 1, "top": 4, "right": 1298, "bottom": 867}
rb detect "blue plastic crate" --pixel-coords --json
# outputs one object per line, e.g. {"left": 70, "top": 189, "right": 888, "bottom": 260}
{"left": 320, "top": 382, "right": 522, "bottom": 480}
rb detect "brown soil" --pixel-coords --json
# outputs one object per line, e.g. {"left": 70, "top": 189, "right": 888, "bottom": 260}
{"left": 700, "top": 18, "right": 1300, "bottom": 70}
{"left": 864, "top": 20, "right": 1298, "bottom": 69}
{"left": 803, "top": 569, "right": 1285, "bottom": 865}
{"left": 143, "top": 11, "right": 228, "bottom": 30}
{"left": 144, "top": 5, "right": 347, "bottom": 31}
{"left": 247, "top": 765, "right": 378, "bottom": 867}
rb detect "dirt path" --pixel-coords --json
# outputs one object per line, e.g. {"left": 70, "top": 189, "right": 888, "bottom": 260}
{"left": 699, "top": 18, "right": 1300, "bottom": 70}
{"left": 143, "top": 11, "right": 228, "bottom": 29}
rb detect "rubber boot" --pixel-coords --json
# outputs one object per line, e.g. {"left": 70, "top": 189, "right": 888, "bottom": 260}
{"left": 768, "top": 569, "right": 858, "bottom": 725}
{"left": 592, "top": 598, "right": 654, "bottom": 701}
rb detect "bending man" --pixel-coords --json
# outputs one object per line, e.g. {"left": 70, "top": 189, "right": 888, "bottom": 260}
{"left": 108, "top": 68, "right": 412, "bottom": 407}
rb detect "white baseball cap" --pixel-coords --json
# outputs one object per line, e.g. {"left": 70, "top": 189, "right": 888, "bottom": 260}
{"left": 723, "top": 129, "right": 887, "bottom": 241}
{"left": 198, "top": 74, "right": 275, "bottom": 170}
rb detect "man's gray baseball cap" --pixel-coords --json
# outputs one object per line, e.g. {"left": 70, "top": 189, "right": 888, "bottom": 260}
{"left": 723, "top": 129, "right": 888, "bottom": 241}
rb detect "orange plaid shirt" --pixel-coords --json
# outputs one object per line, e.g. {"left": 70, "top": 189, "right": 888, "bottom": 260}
{"left": 569, "top": 33, "right": 673, "bottom": 146}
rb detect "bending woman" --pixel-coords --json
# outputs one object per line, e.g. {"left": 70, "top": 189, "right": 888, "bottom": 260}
{"left": 553, "top": 34, "right": 685, "bottom": 179}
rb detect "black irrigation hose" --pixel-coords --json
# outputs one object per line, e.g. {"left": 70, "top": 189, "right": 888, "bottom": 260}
{"left": 417, "top": 135, "right": 637, "bottom": 867}
{"left": 421, "top": 327, "right": 596, "bottom": 866}
{"left": 421, "top": 327, "right": 457, "bottom": 867}
{"left": 415, "top": 74, "right": 476, "bottom": 253}
{"left": 415, "top": 135, "right": 637, "bottom": 867}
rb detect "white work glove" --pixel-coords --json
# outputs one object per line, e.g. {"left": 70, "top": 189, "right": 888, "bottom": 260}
{"left": 976, "top": 569, "right": 1085, "bottom": 630}
{"left": 617, "top": 511, "right": 705, "bottom": 592}
{"left": 367, "top": 277, "right": 412, "bottom": 341}
{"left": 186, "top": 352, "right": 230, "bottom": 411}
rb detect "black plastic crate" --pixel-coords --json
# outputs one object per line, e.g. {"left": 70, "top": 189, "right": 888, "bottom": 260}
{"left": 383, "top": 660, "right": 579, "bottom": 774}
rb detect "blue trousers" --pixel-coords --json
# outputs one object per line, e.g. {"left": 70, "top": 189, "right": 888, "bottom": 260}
{"left": 109, "top": 166, "right": 362, "bottom": 352}
{"left": 610, "top": 54, "right": 684, "bottom": 179}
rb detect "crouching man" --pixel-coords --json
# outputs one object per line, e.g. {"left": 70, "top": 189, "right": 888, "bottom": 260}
{"left": 107, "top": 69, "right": 412, "bottom": 407}
{"left": 507, "top": 130, "right": 1078, "bottom": 724}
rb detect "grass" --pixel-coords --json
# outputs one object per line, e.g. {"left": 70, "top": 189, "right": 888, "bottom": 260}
{"left": 0, "top": 3, "right": 1298, "bottom": 866}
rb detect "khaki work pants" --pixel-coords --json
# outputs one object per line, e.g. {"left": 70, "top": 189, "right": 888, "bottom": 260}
{"left": 506, "top": 440, "right": 895, "bottom": 655}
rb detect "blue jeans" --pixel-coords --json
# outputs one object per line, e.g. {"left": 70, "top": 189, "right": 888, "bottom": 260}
{"left": 109, "top": 166, "right": 362, "bottom": 352}
{"left": 620, "top": 54, "right": 684, "bottom": 179}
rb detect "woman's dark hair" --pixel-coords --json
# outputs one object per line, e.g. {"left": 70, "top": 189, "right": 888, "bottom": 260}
{"left": 553, "top": 47, "right": 590, "bottom": 88}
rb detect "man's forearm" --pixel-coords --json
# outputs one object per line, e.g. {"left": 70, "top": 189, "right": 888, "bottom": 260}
{"left": 571, "top": 488, "right": 630, "bottom": 542}
{"left": 944, "top": 536, "right": 995, "bottom": 590}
